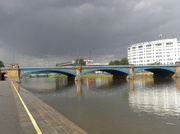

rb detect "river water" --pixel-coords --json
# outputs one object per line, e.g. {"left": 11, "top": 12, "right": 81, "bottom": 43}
{"left": 21, "top": 77, "right": 180, "bottom": 134}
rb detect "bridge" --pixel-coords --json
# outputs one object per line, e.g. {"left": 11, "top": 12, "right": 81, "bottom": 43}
{"left": 1, "top": 62, "right": 180, "bottom": 82}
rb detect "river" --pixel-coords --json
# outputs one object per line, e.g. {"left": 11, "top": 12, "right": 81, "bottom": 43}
{"left": 21, "top": 77, "right": 180, "bottom": 134}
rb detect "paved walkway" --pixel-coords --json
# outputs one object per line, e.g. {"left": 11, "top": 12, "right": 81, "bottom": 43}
{"left": 0, "top": 81, "right": 33, "bottom": 134}
{"left": 0, "top": 81, "right": 88, "bottom": 134}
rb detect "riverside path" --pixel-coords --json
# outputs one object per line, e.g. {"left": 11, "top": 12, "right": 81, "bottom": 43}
{"left": 0, "top": 81, "right": 88, "bottom": 134}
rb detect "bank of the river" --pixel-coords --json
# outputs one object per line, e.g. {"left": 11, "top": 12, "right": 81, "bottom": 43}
{"left": 82, "top": 74, "right": 153, "bottom": 78}
{"left": 134, "top": 70, "right": 154, "bottom": 78}
{"left": 25, "top": 73, "right": 153, "bottom": 79}
{"left": 81, "top": 74, "right": 113, "bottom": 78}
{"left": 48, "top": 74, "right": 67, "bottom": 78}
{"left": 133, "top": 73, "right": 153, "bottom": 78}
{"left": 49, "top": 74, "right": 113, "bottom": 78}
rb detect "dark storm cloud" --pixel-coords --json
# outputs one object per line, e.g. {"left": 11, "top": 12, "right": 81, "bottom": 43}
{"left": 0, "top": 0, "right": 180, "bottom": 61}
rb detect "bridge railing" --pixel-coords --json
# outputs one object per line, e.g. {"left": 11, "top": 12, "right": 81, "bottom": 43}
{"left": 19, "top": 66, "right": 76, "bottom": 70}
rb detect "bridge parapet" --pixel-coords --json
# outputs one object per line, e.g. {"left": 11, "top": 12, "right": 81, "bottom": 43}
{"left": 8, "top": 64, "right": 19, "bottom": 69}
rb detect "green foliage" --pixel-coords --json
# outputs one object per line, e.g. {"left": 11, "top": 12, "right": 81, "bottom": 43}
{"left": 109, "top": 60, "right": 114, "bottom": 65}
{"left": 0, "top": 60, "right": 4, "bottom": 67}
{"left": 108, "top": 57, "right": 129, "bottom": 65}
{"left": 114, "top": 60, "right": 120, "bottom": 65}
{"left": 119, "top": 57, "right": 129, "bottom": 65}
{"left": 74, "top": 58, "right": 86, "bottom": 66}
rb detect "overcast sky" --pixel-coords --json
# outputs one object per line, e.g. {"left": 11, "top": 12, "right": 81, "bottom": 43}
{"left": 0, "top": 0, "right": 179, "bottom": 66}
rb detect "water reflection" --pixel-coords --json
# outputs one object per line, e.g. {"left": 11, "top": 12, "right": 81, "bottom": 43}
{"left": 129, "top": 78, "right": 180, "bottom": 116}
{"left": 75, "top": 81, "right": 82, "bottom": 96}
{"left": 21, "top": 78, "right": 69, "bottom": 92}
{"left": 21, "top": 77, "right": 180, "bottom": 134}
{"left": 77, "top": 77, "right": 180, "bottom": 117}
{"left": 82, "top": 78, "right": 113, "bottom": 90}
{"left": 175, "top": 78, "right": 180, "bottom": 90}
{"left": 21, "top": 77, "right": 180, "bottom": 117}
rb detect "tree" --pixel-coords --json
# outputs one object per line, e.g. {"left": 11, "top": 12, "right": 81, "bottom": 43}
{"left": 114, "top": 60, "right": 120, "bottom": 65}
{"left": 109, "top": 60, "right": 120, "bottom": 65}
{"left": 73, "top": 58, "right": 86, "bottom": 66}
{"left": 109, "top": 60, "right": 114, "bottom": 65}
{"left": 0, "top": 60, "right": 4, "bottom": 68}
{"left": 108, "top": 57, "right": 129, "bottom": 65}
{"left": 119, "top": 57, "right": 129, "bottom": 65}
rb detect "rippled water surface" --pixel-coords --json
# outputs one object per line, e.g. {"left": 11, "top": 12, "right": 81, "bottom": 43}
{"left": 21, "top": 77, "right": 180, "bottom": 134}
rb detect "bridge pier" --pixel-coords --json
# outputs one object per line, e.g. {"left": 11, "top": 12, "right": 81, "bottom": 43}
{"left": 6, "top": 64, "right": 21, "bottom": 83}
{"left": 173, "top": 62, "right": 180, "bottom": 78}
{"left": 127, "top": 64, "right": 134, "bottom": 79}
{"left": 75, "top": 65, "right": 82, "bottom": 81}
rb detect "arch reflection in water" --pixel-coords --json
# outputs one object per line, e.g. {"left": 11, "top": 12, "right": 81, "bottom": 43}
{"left": 83, "top": 78, "right": 113, "bottom": 90}
{"left": 129, "top": 78, "right": 180, "bottom": 116}
{"left": 75, "top": 78, "right": 113, "bottom": 97}
{"left": 21, "top": 78, "right": 68, "bottom": 92}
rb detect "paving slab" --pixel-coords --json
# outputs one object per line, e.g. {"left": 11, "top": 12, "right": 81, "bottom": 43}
{"left": 0, "top": 81, "right": 35, "bottom": 134}
{"left": 12, "top": 81, "right": 88, "bottom": 134}
{"left": 0, "top": 81, "right": 88, "bottom": 134}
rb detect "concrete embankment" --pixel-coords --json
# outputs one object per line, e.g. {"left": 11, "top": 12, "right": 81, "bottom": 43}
{"left": 0, "top": 81, "right": 88, "bottom": 134}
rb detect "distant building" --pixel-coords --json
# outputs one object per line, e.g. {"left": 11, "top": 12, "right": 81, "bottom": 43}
{"left": 127, "top": 38, "right": 180, "bottom": 65}
{"left": 84, "top": 58, "right": 94, "bottom": 65}
{"left": 56, "top": 62, "right": 73, "bottom": 66}
{"left": 84, "top": 58, "right": 108, "bottom": 66}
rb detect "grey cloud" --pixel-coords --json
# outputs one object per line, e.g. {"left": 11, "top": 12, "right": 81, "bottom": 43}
{"left": 0, "top": 0, "right": 180, "bottom": 65}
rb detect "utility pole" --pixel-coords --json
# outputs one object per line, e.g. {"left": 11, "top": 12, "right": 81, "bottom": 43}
{"left": 77, "top": 48, "right": 79, "bottom": 64}
{"left": 13, "top": 51, "right": 16, "bottom": 64}
{"left": 89, "top": 49, "right": 92, "bottom": 60}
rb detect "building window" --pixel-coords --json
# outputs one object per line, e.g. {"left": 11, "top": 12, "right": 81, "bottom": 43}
{"left": 166, "top": 42, "right": 173, "bottom": 45}
{"left": 167, "top": 58, "right": 173, "bottom": 61}
{"left": 156, "top": 55, "right": 162, "bottom": 58}
{"left": 155, "top": 49, "right": 162, "bottom": 51}
{"left": 156, "top": 43, "right": 162, "bottom": 46}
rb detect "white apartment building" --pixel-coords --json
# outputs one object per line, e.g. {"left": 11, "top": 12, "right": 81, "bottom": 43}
{"left": 127, "top": 38, "right": 180, "bottom": 65}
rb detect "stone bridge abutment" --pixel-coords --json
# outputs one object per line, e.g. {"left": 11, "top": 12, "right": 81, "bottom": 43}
{"left": 6, "top": 64, "right": 20, "bottom": 82}
{"left": 173, "top": 62, "right": 180, "bottom": 78}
